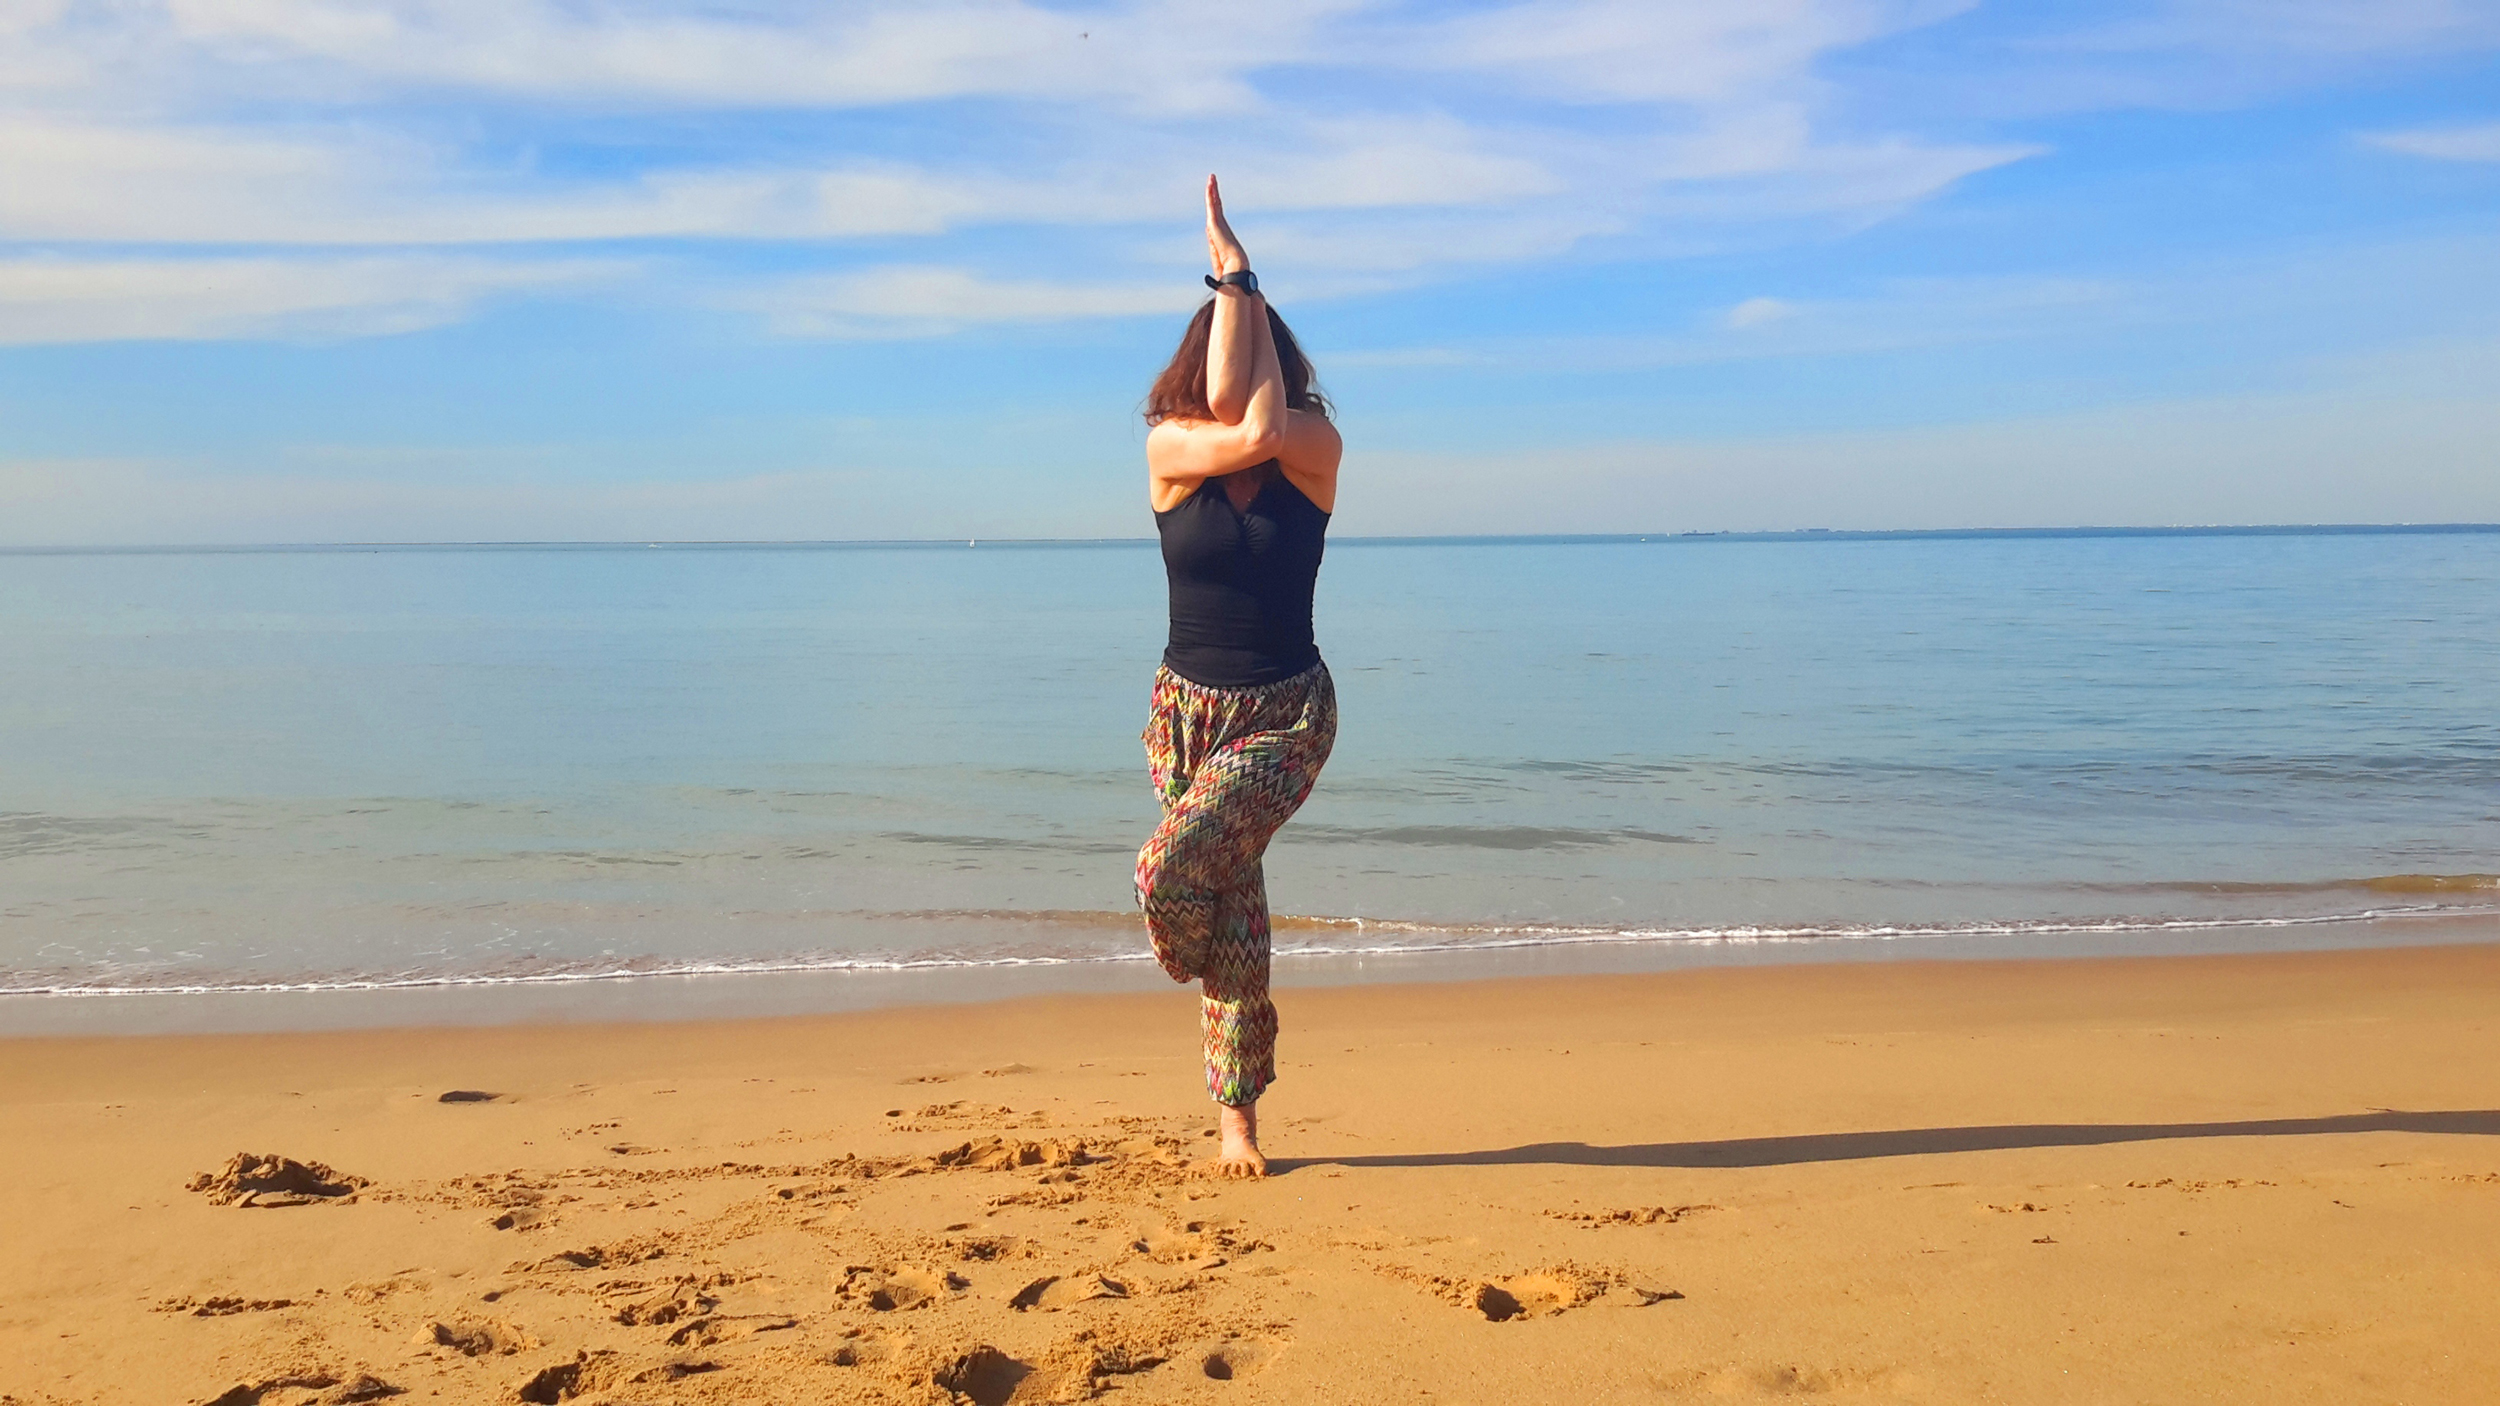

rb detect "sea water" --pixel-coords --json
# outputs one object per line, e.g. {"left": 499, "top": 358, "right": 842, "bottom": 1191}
{"left": 4, "top": 530, "right": 2496, "bottom": 1024}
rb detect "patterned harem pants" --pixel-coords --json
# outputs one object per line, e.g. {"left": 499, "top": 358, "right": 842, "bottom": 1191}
{"left": 1135, "top": 660, "right": 1337, "bottom": 1107}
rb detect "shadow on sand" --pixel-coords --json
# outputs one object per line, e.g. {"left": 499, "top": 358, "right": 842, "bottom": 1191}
{"left": 1271, "top": 1109, "right": 2500, "bottom": 1174}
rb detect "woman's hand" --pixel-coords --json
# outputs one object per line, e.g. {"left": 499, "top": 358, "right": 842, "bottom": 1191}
{"left": 1205, "top": 174, "right": 1249, "bottom": 278}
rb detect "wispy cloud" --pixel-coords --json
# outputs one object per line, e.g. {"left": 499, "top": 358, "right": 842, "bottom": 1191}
{"left": 0, "top": 0, "right": 2488, "bottom": 349}
{"left": 1854, "top": 0, "right": 2500, "bottom": 119}
{"left": 2363, "top": 121, "right": 2500, "bottom": 162}
{"left": 2044, "top": 0, "right": 2500, "bottom": 57}
{"left": 743, "top": 266, "right": 1198, "bottom": 338}
{"left": 1329, "top": 232, "right": 2500, "bottom": 374}
{"left": 0, "top": 0, "right": 2049, "bottom": 342}
{"left": 0, "top": 253, "right": 623, "bottom": 343}
{"left": 1402, "top": 0, "right": 1972, "bottom": 104}
{"left": 145, "top": 0, "right": 1315, "bottom": 113}
{"left": 1336, "top": 273, "right": 2128, "bottom": 373}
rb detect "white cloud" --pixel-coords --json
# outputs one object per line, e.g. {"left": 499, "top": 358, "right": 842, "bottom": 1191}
{"left": 0, "top": 0, "right": 2054, "bottom": 339}
{"left": 1854, "top": 1, "right": 2500, "bottom": 121}
{"left": 0, "top": 253, "right": 621, "bottom": 343}
{"left": 1405, "top": 0, "right": 1971, "bottom": 104}
{"left": 148, "top": 0, "right": 1328, "bottom": 113}
{"left": 1646, "top": 133, "right": 2042, "bottom": 222}
{"left": 0, "top": 0, "right": 2455, "bottom": 354}
{"left": 2058, "top": 0, "right": 2500, "bottom": 58}
{"left": 2364, "top": 121, "right": 2500, "bottom": 162}
{"left": 1338, "top": 232, "right": 2500, "bottom": 373}
{"left": 1726, "top": 296, "right": 1797, "bottom": 329}
{"left": 0, "top": 116, "right": 1022, "bottom": 243}
{"left": 1334, "top": 274, "right": 2126, "bottom": 373}
{"left": 1212, "top": 115, "right": 1565, "bottom": 210}
{"left": 1685, "top": 275, "right": 2120, "bottom": 358}
{"left": 745, "top": 265, "right": 1198, "bottom": 338}
{"left": 86, "top": 0, "right": 1953, "bottom": 115}
{"left": 0, "top": 109, "right": 1573, "bottom": 246}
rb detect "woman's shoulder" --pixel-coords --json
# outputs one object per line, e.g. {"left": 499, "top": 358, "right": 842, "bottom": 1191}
{"left": 1152, "top": 477, "right": 1211, "bottom": 518}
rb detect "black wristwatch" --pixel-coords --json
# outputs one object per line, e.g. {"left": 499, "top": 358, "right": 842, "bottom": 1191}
{"left": 1204, "top": 270, "right": 1259, "bottom": 295}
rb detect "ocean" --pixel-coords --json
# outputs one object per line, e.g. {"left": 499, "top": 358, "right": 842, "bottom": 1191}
{"left": 5, "top": 528, "right": 2496, "bottom": 1031}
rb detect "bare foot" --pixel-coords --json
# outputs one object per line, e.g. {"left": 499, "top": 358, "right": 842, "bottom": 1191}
{"left": 1210, "top": 1101, "right": 1266, "bottom": 1178}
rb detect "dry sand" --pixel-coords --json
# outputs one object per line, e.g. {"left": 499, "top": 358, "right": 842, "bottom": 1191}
{"left": 4, "top": 941, "right": 2498, "bottom": 1405}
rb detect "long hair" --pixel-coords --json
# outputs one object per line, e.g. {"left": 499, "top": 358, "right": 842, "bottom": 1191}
{"left": 1143, "top": 299, "right": 1332, "bottom": 427}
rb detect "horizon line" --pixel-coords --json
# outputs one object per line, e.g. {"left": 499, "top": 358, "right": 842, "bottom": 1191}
{"left": 4, "top": 522, "right": 2498, "bottom": 554}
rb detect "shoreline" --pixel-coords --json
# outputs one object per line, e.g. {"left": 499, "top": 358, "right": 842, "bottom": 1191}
{"left": 7, "top": 940, "right": 2499, "bottom": 1402}
{"left": 6, "top": 907, "right": 2494, "bottom": 1038}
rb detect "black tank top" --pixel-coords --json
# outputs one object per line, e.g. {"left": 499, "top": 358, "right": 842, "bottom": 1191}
{"left": 1156, "top": 466, "right": 1329, "bottom": 688}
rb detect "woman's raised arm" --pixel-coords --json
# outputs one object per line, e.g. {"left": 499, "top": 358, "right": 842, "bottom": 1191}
{"left": 1202, "top": 177, "right": 1258, "bottom": 425}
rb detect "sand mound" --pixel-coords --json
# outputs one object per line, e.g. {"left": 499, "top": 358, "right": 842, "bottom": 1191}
{"left": 199, "top": 1371, "right": 400, "bottom": 1405}
{"left": 516, "top": 1352, "right": 618, "bottom": 1404}
{"left": 186, "top": 1153, "right": 367, "bottom": 1207}
{"left": 933, "top": 1137, "right": 1093, "bottom": 1171}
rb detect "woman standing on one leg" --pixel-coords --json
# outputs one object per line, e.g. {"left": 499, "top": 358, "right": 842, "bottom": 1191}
{"left": 1136, "top": 175, "right": 1343, "bottom": 1179}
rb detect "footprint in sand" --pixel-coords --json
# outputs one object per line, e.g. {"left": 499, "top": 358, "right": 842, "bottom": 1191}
{"left": 836, "top": 1265, "right": 964, "bottom": 1312}
{"left": 611, "top": 1280, "right": 716, "bottom": 1328}
{"left": 825, "top": 1325, "right": 902, "bottom": 1368}
{"left": 951, "top": 1234, "right": 1039, "bottom": 1264}
{"left": 1128, "top": 1217, "right": 1257, "bottom": 1268}
{"left": 932, "top": 1345, "right": 1030, "bottom": 1406}
{"left": 416, "top": 1319, "right": 539, "bottom": 1356}
{"left": 524, "top": 1240, "right": 667, "bottom": 1273}
{"left": 341, "top": 1274, "right": 427, "bottom": 1306}
{"left": 1008, "top": 1273, "right": 1128, "bottom": 1311}
{"left": 665, "top": 1314, "right": 797, "bottom": 1348}
{"left": 1199, "top": 1339, "right": 1278, "bottom": 1381}
{"left": 1479, "top": 1271, "right": 1684, "bottom": 1319}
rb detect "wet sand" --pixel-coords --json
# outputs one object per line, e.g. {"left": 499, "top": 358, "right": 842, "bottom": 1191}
{"left": 4, "top": 940, "right": 2498, "bottom": 1404}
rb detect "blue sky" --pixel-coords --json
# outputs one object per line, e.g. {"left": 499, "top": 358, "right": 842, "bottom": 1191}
{"left": 1, "top": 0, "right": 2496, "bottom": 542}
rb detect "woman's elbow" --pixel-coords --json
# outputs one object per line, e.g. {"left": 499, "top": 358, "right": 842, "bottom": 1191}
{"left": 1242, "top": 424, "right": 1285, "bottom": 458}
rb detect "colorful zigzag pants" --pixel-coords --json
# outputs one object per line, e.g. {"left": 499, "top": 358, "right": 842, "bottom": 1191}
{"left": 1135, "top": 660, "right": 1337, "bottom": 1107}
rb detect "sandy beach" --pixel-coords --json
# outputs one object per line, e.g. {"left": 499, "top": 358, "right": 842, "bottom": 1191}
{"left": 5, "top": 940, "right": 2498, "bottom": 1404}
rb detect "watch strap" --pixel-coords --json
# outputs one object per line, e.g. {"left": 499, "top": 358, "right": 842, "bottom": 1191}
{"left": 1203, "top": 270, "right": 1259, "bottom": 295}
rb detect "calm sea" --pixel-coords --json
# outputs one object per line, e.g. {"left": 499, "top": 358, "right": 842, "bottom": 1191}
{"left": 5, "top": 529, "right": 2497, "bottom": 1027}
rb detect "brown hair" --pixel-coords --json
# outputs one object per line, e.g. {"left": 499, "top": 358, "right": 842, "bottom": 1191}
{"left": 1143, "top": 299, "right": 1332, "bottom": 426}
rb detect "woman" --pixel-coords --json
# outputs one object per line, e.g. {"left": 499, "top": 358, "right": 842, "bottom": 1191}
{"left": 1135, "top": 175, "right": 1344, "bottom": 1179}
